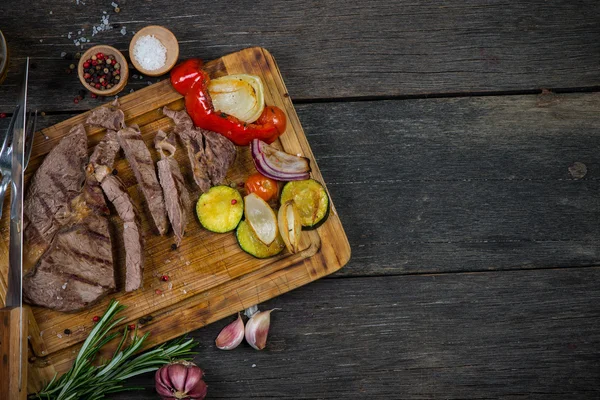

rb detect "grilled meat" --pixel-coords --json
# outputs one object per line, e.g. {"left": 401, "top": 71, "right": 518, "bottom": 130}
{"left": 116, "top": 125, "right": 168, "bottom": 235}
{"left": 23, "top": 175, "right": 116, "bottom": 312}
{"left": 101, "top": 175, "right": 144, "bottom": 291}
{"left": 162, "top": 107, "right": 235, "bottom": 192}
{"left": 23, "top": 124, "right": 88, "bottom": 270}
{"left": 203, "top": 129, "right": 236, "bottom": 185}
{"left": 155, "top": 130, "right": 191, "bottom": 246}
{"left": 88, "top": 130, "right": 120, "bottom": 183}
{"left": 86, "top": 103, "right": 125, "bottom": 132}
{"left": 163, "top": 107, "right": 211, "bottom": 192}
{"left": 88, "top": 130, "right": 145, "bottom": 292}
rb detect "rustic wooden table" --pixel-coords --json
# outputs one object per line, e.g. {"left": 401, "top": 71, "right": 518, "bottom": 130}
{"left": 1, "top": 1, "right": 600, "bottom": 398}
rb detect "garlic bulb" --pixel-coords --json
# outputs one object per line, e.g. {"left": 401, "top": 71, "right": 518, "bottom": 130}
{"left": 245, "top": 309, "right": 278, "bottom": 350}
{"left": 208, "top": 74, "right": 265, "bottom": 123}
{"left": 215, "top": 313, "right": 245, "bottom": 350}
{"left": 155, "top": 360, "right": 207, "bottom": 400}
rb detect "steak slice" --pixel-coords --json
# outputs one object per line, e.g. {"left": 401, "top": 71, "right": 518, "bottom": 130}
{"left": 163, "top": 107, "right": 211, "bottom": 192}
{"left": 89, "top": 130, "right": 120, "bottom": 182}
{"left": 101, "top": 175, "right": 144, "bottom": 291}
{"left": 116, "top": 125, "right": 168, "bottom": 235}
{"left": 182, "top": 129, "right": 211, "bottom": 193}
{"left": 86, "top": 105, "right": 125, "bottom": 132}
{"left": 23, "top": 202, "right": 115, "bottom": 312}
{"left": 81, "top": 175, "right": 110, "bottom": 216}
{"left": 163, "top": 107, "right": 235, "bottom": 192}
{"left": 203, "top": 129, "right": 236, "bottom": 185}
{"left": 23, "top": 124, "right": 88, "bottom": 270}
{"left": 155, "top": 130, "right": 191, "bottom": 246}
{"left": 162, "top": 106, "right": 193, "bottom": 132}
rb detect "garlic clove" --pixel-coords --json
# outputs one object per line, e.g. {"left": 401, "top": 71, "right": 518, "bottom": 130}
{"left": 167, "top": 363, "right": 188, "bottom": 393}
{"left": 183, "top": 366, "right": 204, "bottom": 394}
{"left": 158, "top": 367, "right": 172, "bottom": 394}
{"left": 187, "top": 379, "right": 208, "bottom": 398}
{"left": 215, "top": 313, "right": 245, "bottom": 350}
{"left": 155, "top": 369, "right": 173, "bottom": 397}
{"left": 245, "top": 309, "right": 279, "bottom": 350}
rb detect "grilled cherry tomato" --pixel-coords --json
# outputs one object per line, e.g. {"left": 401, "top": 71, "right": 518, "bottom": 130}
{"left": 256, "top": 106, "right": 287, "bottom": 141}
{"left": 245, "top": 173, "right": 278, "bottom": 202}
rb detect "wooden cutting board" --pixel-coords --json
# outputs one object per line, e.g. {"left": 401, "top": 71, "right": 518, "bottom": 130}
{"left": 0, "top": 47, "right": 350, "bottom": 393}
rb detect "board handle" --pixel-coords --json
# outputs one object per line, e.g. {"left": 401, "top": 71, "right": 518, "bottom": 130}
{"left": 0, "top": 307, "right": 29, "bottom": 399}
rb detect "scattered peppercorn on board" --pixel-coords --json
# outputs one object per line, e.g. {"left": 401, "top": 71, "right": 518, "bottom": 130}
{"left": 0, "top": 47, "right": 350, "bottom": 393}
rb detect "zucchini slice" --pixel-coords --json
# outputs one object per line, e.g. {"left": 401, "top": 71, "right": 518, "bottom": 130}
{"left": 280, "top": 179, "right": 329, "bottom": 228}
{"left": 196, "top": 186, "right": 243, "bottom": 233}
{"left": 236, "top": 220, "right": 285, "bottom": 258}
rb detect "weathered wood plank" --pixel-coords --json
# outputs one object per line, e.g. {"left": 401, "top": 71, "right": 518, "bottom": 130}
{"left": 106, "top": 267, "right": 600, "bottom": 399}
{"left": 1, "top": 0, "right": 600, "bottom": 111}
{"left": 299, "top": 92, "right": 600, "bottom": 276}
{"left": 3, "top": 92, "right": 599, "bottom": 277}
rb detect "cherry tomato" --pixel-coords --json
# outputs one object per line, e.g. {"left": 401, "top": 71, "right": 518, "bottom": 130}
{"left": 245, "top": 173, "right": 278, "bottom": 201}
{"left": 257, "top": 106, "right": 287, "bottom": 138}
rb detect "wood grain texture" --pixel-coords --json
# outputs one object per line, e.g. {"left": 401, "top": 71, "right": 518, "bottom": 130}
{"left": 103, "top": 267, "right": 600, "bottom": 399}
{"left": 0, "top": 48, "right": 350, "bottom": 392}
{"left": 1, "top": 0, "right": 599, "bottom": 111}
{"left": 0, "top": 307, "right": 28, "bottom": 400}
{"left": 297, "top": 92, "right": 600, "bottom": 276}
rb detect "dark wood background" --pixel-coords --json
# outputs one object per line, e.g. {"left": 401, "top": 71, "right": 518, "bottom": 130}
{"left": 1, "top": 0, "right": 599, "bottom": 398}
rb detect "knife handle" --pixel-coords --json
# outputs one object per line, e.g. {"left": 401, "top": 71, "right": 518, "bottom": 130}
{"left": 0, "top": 307, "right": 28, "bottom": 400}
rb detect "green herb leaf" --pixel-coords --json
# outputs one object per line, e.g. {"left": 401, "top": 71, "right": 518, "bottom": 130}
{"left": 30, "top": 300, "right": 197, "bottom": 400}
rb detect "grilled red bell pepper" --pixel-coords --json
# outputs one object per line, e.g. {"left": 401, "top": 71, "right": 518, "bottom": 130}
{"left": 170, "top": 58, "right": 204, "bottom": 95}
{"left": 184, "top": 69, "right": 286, "bottom": 146}
{"left": 170, "top": 59, "right": 287, "bottom": 146}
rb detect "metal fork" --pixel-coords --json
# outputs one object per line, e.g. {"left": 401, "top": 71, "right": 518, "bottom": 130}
{"left": 0, "top": 108, "right": 37, "bottom": 220}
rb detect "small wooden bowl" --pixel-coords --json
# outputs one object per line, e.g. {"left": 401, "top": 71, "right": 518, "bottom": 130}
{"left": 129, "top": 26, "right": 179, "bottom": 77}
{"left": 78, "top": 45, "right": 129, "bottom": 96}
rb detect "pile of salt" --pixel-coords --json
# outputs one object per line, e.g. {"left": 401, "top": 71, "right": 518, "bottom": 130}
{"left": 133, "top": 35, "right": 167, "bottom": 71}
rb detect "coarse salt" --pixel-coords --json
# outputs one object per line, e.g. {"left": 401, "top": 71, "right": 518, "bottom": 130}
{"left": 133, "top": 35, "right": 167, "bottom": 71}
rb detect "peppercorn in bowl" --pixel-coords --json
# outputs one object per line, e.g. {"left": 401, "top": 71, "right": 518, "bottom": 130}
{"left": 78, "top": 45, "right": 129, "bottom": 96}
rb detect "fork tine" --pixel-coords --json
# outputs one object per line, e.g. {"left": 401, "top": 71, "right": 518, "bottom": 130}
{"left": 24, "top": 109, "right": 37, "bottom": 169}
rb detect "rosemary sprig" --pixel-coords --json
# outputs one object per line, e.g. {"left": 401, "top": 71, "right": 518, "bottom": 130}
{"left": 31, "top": 300, "right": 197, "bottom": 400}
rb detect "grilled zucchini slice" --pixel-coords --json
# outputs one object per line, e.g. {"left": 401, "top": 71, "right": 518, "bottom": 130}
{"left": 236, "top": 220, "right": 285, "bottom": 258}
{"left": 196, "top": 186, "right": 243, "bottom": 233}
{"left": 280, "top": 179, "right": 329, "bottom": 228}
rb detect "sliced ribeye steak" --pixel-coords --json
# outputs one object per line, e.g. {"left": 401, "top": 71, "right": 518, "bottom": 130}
{"left": 88, "top": 116, "right": 146, "bottom": 292}
{"left": 163, "top": 107, "right": 235, "bottom": 192}
{"left": 101, "top": 175, "right": 145, "bottom": 291}
{"left": 116, "top": 125, "right": 169, "bottom": 235}
{"left": 23, "top": 124, "right": 88, "bottom": 270}
{"left": 155, "top": 130, "right": 191, "bottom": 246}
{"left": 86, "top": 103, "right": 125, "bottom": 132}
{"left": 163, "top": 107, "right": 211, "bottom": 192}
{"left": 88, "top": 130, "right": 120, "bottom": 182}
{"left": 23, "top": 185, "right": 115, "bottom": 312}
{"left": 203, "top": 129, "right": 236, "bottom": 185}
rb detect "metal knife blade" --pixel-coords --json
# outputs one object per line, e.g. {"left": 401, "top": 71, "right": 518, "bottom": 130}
{"left": 6, "top": 57, "right": 29, "bottom": 393}
{"left": 6, "top": 58, "right": 27, "bottom": 307}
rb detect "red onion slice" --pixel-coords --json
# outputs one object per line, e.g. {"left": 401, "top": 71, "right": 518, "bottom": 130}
{"left": 250, "top": 139, "right": 311, "bottom": 181}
